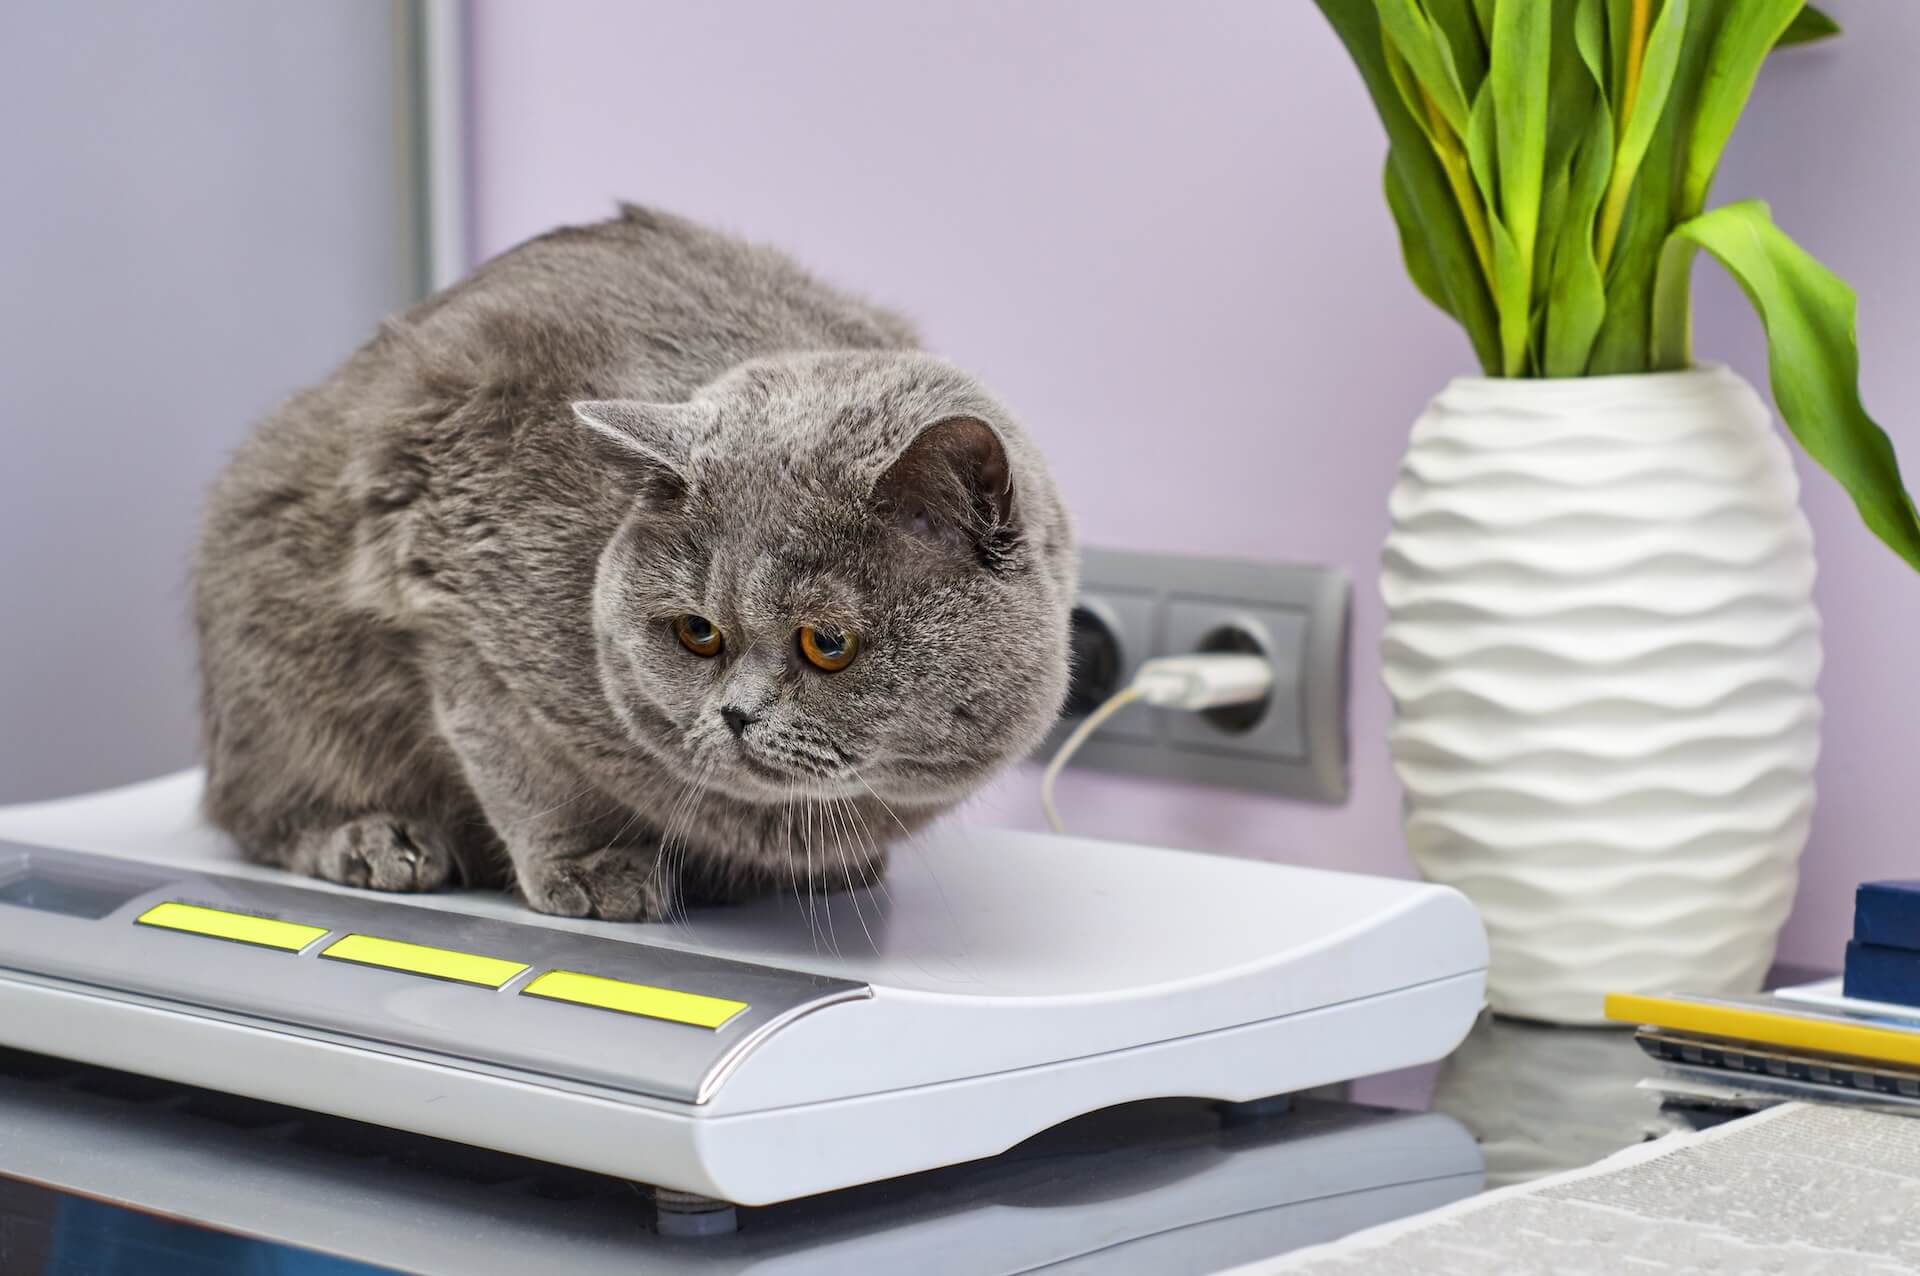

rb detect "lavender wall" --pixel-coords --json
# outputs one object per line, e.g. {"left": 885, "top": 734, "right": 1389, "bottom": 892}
{"left": 467, "top": 0, "right": 1919, "bottom": 968}
{"left": 0, "top": 2, "right": 415, "bottom": 804}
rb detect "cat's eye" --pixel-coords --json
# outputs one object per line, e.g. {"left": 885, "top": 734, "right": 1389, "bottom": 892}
{"left": 797, "top": 625, "right": 859, "bottom": 672}
{"left": 675, "top": 614, "right": 723, "bottom": 658}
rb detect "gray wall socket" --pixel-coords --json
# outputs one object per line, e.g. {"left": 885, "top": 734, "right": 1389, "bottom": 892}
{"left": 1039, "top": 546, "right": 1350, "bottom": 803}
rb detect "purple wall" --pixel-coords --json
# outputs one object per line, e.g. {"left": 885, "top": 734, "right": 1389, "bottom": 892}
{"left": 467, "top": 0, "right": 1919, "bottom": 968}
{"left": 0, "top": 3, "right": 414, "bottom": 804}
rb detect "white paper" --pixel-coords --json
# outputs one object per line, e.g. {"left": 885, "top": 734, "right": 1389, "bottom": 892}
{"left": 1231, "top": 1102, "right": 1920, "bottom": 1274}
{"left": 1772, "top": 975, "right": 1920, "bottom": 1025}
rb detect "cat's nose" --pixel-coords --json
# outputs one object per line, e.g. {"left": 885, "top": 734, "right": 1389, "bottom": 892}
{"left": 720, "top": 706, "right": 757, "bottom": 738}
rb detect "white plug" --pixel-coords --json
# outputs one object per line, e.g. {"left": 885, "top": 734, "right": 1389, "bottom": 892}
{"left": 1131, "top": 653, "right": 1274, "bottom": 712}
{"left": 1041, "top": 651, "right": 1275, "bottom": 834}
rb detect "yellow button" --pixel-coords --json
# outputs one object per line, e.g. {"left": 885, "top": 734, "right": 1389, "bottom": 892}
{"left": 137, "top": 901, "right": 329, "bottom": 952}
{"left": 521, "top": 969, "right": 747, "bottom": 1029}
{"left": 320, "top": 933, "right": 527, "bottom": 988}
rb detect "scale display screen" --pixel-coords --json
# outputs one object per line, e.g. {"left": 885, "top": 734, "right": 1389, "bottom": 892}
{"left": 0, "top": 851, "right": 163, "bottom": 920}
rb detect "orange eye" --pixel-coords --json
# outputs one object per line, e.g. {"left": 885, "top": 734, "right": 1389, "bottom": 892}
{"left": 674, "top": 614, "right": 723, "bottom": 657}
{"left": 797, "top": 625, "right": 859, "bottom": 672}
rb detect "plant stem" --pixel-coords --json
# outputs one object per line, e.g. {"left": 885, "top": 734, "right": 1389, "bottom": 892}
{"left": 1420, "top": 87, "right": 1499, "bottom": 301}
{"left": 1595, "top": 0, "right": 1653, "bottom": 268}
{"left": 1619, "top": 0, "right": 1652, "bottom": 127}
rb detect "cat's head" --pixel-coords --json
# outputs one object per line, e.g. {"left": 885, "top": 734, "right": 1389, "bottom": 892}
{"left": 577, "top": 351, "right": 1075, "bottom": 813}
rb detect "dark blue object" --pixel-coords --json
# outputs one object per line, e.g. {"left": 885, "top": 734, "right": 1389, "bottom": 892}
{"left": 1853, "top": 880, "right": 1920, "bottom": 951}
{"left": 1844, "top": 940, "right": 1920, "bottom": 1008}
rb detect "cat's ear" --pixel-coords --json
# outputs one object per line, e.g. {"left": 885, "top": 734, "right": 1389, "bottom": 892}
{"left": 571, "top": 400, "right": 692, "bottom": 502}
{"left": 875, "top": 416, "right": 1019, "bottom": 570}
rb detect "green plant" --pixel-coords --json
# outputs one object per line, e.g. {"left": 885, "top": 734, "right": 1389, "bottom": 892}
{"left": 1317, "top": 0, "right": 1920, "bottom": 571}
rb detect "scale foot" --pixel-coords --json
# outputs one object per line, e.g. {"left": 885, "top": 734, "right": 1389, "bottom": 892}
{"left": 653, "top": 1187, "right": 739, "bottom": 1236}
{"left": 1216, "top": 1093, "right": 1294, "bottom": 1127}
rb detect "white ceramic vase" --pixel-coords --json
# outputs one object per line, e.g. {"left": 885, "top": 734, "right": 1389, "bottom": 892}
{"left": 1381, "top": 365, "right": 1821, "bottom": 1025}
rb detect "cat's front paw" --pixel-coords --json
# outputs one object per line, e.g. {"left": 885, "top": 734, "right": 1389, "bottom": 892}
{"left": 293, "top": 816, "right": 457, "bottom": 892}
{"left": 518, "top": 844, "right": 671, "bottom": 922}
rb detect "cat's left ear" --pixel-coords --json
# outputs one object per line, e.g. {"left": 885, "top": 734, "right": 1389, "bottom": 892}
{"left": 875, "top": 416, "right": 1020, "bottom": 570}
{"left": 571, "top": 400, "right": 694, "bottom": 502}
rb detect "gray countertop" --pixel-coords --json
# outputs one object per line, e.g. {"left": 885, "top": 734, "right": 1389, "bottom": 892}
{"left": 0, "top": 995, "right": 1740, "bottom": 1276}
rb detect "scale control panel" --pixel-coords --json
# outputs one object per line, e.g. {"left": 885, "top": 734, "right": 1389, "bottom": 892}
{"left": 0, "top": 842, "right": 869, "bottom": 1105}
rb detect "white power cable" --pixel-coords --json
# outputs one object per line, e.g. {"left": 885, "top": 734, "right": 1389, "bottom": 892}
{"left": 1041, "top": 653, "right": 1274, "bottom": 834}
{"left": 1040, "top": 685, "right": 1143, "bottom": 835}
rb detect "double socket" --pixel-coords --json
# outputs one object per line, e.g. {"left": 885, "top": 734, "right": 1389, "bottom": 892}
{"left": 1042, "top": 546, "right": 1350, "bottom": 803}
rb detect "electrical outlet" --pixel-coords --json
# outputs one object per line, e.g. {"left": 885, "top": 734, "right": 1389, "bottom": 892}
{"left": 1042, "top": 547, "right": 1349, "bottom": 802}
{"left": 1068, "top": 588, "right": 1157, "bottom": 744}
{"left": 1162, "top": 598, "right": 1308, "bottom": 759}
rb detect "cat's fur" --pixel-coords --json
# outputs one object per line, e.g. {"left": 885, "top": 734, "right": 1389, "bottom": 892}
{"left": 192, "top": 205, "right": 1075, "bottom": 920}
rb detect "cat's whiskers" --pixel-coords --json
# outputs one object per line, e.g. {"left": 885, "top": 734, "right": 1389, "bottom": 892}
{"left": 850, "top": 765, "right": 970, "bottom": 952}
{"left": 664, "top": 771, "right": 714, "bottom": 931}
{"left": 667, "top": 763, "right": 721, "bottom": 933}
{"left": 779, "top": 780, "right": 801, "bottom": 913}
{"left": 847, "top": 769, "right": 908, "bottom": 838}
{"left": 822, "top": 793, "right": 879, "bottom": 954}
{"left": 654, "top": 781, "right": 692, "bottom": 929}
{"left": 640, "top": 769, "right": 696, "bottom": 906}
{"left": 648, "top": 763, "right": 708, "bottom": 928}
{"left": 840, "top": 795, "right": 894, "bottom": 911}
{"left": 818, "top": 795, "right": 845, "bottom": 958}
{"left": 785, "top": 778, "right": 821, "bottom": 954}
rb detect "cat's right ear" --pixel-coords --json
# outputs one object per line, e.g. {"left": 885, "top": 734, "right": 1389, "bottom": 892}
{"left": 571, "top": 400, "right": 693, "bottom": 503}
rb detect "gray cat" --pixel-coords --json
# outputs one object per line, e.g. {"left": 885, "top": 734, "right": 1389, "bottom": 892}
{"left": 192, "top": 205, "right": 1075, "bottom": 921}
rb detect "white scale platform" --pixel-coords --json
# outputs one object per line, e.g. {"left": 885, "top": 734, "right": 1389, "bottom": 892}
{"left": 0, "top": 772, "right": 1487, "bottom": 1206}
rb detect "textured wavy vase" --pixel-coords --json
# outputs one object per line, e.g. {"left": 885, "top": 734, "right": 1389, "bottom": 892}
{"left": 1381, "top": 366, "right": 1821, "bottom": 1024}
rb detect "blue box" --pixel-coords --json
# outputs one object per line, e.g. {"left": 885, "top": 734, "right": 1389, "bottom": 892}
{"left": 1854, "top": 880, "right": 1920, "bottom": 951}
{"left": 1844, "top": 940, "right": 1920, "bottom": 1008}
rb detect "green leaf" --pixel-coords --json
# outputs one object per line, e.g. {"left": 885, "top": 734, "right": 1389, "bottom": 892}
{"left": 1375, "top": 0, "right": 1475, "bottom": 136}
{"left": 1775, "top": 4, "right": 1840, "bottom": 48}
{"left": 1649, "top": 235, "right": 1697, "bottom": 369}
{"left": 1595, "top": 0, "right": 1689, "bottom": 266}
{"left": 1534, "top": 162, "right": 1571, "bottom": 312}
{"left": 1488, "top": 0, "right": 1553, "bottom": 375}
{"left": 1316, "top": 0, "right": 1503, "bottom": 372}
{"left": 1425, "top": 0, "right": 1490, "bottom": 94}
{"left": 1623, "top": 0, "right": 1689, "bottom": 168}
{"left": 1666, "top": 200, "right": 1920, "bottom": 572}
{"left": 1543, "top": 116, "right": 1613, "bottom": 374}
{"left": 1679, "top": 0, "right": 1802, "bottom": 217}
{"left": 1466, "top": 86, "right": 1499, "bottom": 216}
{"left": 1590, "top": 0, "right": 1728, "bottom": 372}
{"left": 1385, "top": 158, "right": 1452, "bottom": 316}
{"left": 1540, "top": 0, "right": 1594, "bottom": 193}
{"left": 1532, "top": 0, "right": 1596, "bottom": 364}
{"left": 1604, "top": 0, "right": 1634, "bottom": 116}
{"left": 1471, "top": 0, "right": 1498, "bottom": 44}
{"left": 1395, "top": 141, "right": 1505, "bottom": 374}
{"left": 1574, "top": 0, "right": 1611, "bottom": 107}
{"left": 1471, "top": 184, "right": 1533, "bottom": 376}
{"left": 1383, "top": 35, "right": 1441, "bottom": 146}
{"left": 1320, "top": 1, "right": 1445, "bottom": 157}
{"left": 1488, "top": 214, "right": 1531, "bottom": 376}
{"left": 1543, "top": 0, "right": 1615, "bottom": 376}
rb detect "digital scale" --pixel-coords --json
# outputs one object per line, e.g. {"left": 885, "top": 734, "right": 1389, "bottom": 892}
{"left": 0, "top": 772, "right": 1487, "bottom": 1212}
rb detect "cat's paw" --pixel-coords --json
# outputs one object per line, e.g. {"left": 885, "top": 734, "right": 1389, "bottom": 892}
{"left": 518, "top": 844, "right": 671, "bottom": 922}
{"left": 293, "top": 817, "right": 457, "bottom": 892}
